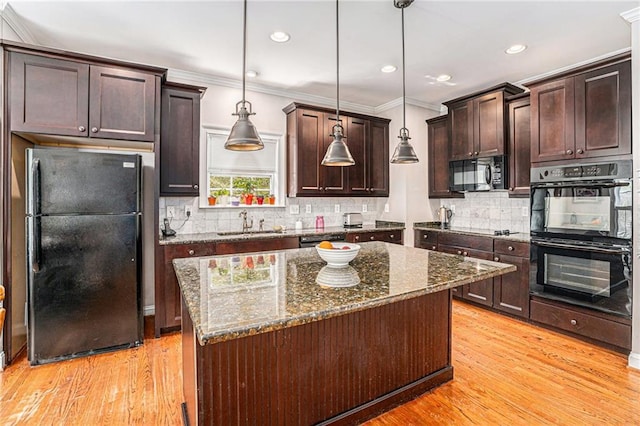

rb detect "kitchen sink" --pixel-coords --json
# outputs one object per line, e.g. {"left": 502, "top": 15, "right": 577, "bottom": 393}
{"left": 216, "top": 230, "right": 281, "bottom": 236}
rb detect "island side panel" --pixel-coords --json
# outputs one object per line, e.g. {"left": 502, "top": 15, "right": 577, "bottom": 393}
{"left": 184, "top": 289, "right": 452, "bottom": 425}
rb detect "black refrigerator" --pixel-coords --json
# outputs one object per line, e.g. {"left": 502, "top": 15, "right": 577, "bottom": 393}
{"left": 26, "top": 148, "right": 143, "bottom": 365}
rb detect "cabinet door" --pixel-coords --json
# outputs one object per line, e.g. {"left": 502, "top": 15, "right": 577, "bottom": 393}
{"left": 428, "top": 115, "right": 460, "bottom": 198}
{"left": 89, "top": 66, "right": 156, "bottom": 141}
{"left": 295, "top": 109, "right": 324, "bottom": 194}
{"left": 448, "top": 100, "right": 473, "bottom": 160}
{"left": 474, "top": 90, "right": 505, "bottom": 157}
{"left": 347, "top": 230, "right": 403, "bottom": 245}
{"left": 346, "top": 117, "right": 369, "bottom": 194}
{"left": 507, "top": 97, "right": 531, "bottom": 197}
{"left": 530, "top": 77, "right": 575, "bottom": 163}
{"left": 321, "top": 114, "right": 347, "bottom": 194}
{"left": 368, "top": 119, "right": 390, "bottom": 196}
{"left": 461, "top": 248, "right": 494, "bottom": 307}
{"left": 492, "top": 253, "right": 529, "bottom": 318}
{"left": 574, "top": 61, "right": 631, "bottom": 159}
{"left": 9, "top": 52, "right": 89, "bottom": 137}
{"left": 160, "top": 86, "right": 201, "bottom": 196}
{"left": 414, "top": 229, "right": 438, "bottom": 250}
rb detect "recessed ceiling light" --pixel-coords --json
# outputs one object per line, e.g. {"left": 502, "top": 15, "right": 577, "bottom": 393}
{"left": 381, "top": 65, "right": 397, "bottom": 73}
{"left": 505, "top": 44, "right": 527, "bottom": 55}
{"left": 270, "top": 31, "right": 290, "bottom": 43}
{"left": 436, "top": 74, "right": 452, "bottom": 82}
{"left": 245, "top": 70, "right": 258, "bottom": 78}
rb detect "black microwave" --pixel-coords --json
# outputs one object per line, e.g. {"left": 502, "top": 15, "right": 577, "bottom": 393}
{"left": 449, "top": 156, "right": 507, "bottom": 192}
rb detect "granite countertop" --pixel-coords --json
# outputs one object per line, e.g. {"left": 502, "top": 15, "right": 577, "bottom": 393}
{"left": 413, "top": 222, "right": 530, "bottom": 243}
{"left": 173, "top": 242, "right": 516, "bottom": 346}
{"left": 160, "top": 221, "right": 406, "bottom": 245}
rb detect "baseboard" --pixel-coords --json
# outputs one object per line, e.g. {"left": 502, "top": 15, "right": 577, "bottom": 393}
{"left": 629, "top": 351, "right": 640, "bottom": 370}
{"left": 143, "top": 305, "right": 155, "bottom": 316}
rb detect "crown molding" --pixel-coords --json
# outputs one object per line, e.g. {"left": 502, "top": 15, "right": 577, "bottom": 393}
{"left": 169, "top": 68, "right": 440, "bottom": 116}
{"left": 0, "top": 3, "right": 38, "bottom": 44}
{"left": 516, "top": 47, "right": 632, "bottom": 86}
{"left": 621, "top": 8, "right": 640, "bottom": 23}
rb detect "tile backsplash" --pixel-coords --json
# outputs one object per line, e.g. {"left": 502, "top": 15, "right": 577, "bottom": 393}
{"left": 160, "top": 197, "right": 387, "bottom": 235}
{"left": 437, "top": 192, "right": 530, "bottom": 233}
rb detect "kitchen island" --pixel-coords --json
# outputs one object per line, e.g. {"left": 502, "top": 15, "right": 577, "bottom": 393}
{"left": 174, "top": 242, "right": 515, "bottom": 425}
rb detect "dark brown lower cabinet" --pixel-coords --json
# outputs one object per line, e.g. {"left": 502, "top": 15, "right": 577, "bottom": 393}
{"left": 530, "top": 297, "right": 631, "bottom": 351}
{"left": 414, "top": 230, "right": 529, "bottom": 316}
{"left": 156, "top": 236, "right": 300, "bottom": 337}
{"left": 346, "top": 229, "right": 403, "bottom": 245}
{"left": 182, "top": 289, "right": 453, "bottom": 425}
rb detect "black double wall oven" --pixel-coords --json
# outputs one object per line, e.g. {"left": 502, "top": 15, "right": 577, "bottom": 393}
{"left": 529, "top": 161, "right": 633, "bottom": 318}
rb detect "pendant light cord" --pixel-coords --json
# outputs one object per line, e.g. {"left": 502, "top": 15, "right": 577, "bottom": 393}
{"left": 335, "top": 0, "right": 340, "bottom": 126}
{"left": 401, "top": 6, "right": 406, "bottom": 131}
{"left": 242, "top": 0, "right": 247, "bottom": 105}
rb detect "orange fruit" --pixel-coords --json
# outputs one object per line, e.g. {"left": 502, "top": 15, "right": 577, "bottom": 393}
{"left": 318, "top": 241, "right": 333, "bottom": 249}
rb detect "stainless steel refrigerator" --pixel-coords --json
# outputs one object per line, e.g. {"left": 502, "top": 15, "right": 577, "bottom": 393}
{"left": 26, "top": 148, "right": 143, "bottom": 365}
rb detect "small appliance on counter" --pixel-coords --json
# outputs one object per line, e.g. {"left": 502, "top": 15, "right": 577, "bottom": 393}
{"left": 343, "top": 212, "right": 363, "bottom": 228}
{"left": 437, "top": 206, "right": 453, "bottom": 229}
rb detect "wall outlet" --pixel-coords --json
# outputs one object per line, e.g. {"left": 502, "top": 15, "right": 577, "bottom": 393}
{"left": 334, "top": 204, "right": 341, "bottom": 213}
{"left": 362, "top": 204, "right": 368, "bottom": 213}
{"left": 290, "top": 204, "right": 300, "bottom": 214}
{"left": 522, "top": 207, "right": 529, "bottom": 217}
{"left": 167, "top": 206, "right": 176, "bottom": 218}
{"left": 450, "top": 205, "right": 456, "bottom": 213}
{"left": 305, "top": 204, "right": 312, "bottom": 214}
{"left": 185, "top": 205, "right": 192, "bottom": 217}
{"left": 384, "top": 203, "right": 389, "bottom": 213}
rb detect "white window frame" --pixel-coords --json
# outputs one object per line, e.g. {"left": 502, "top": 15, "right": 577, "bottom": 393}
{"left": 199, "top": 124, "right": 285, "bottom": 208}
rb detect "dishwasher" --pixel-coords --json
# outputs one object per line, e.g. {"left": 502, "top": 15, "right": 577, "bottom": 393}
{"left": 299, "top": 233, "right": 346, "bottom": 248}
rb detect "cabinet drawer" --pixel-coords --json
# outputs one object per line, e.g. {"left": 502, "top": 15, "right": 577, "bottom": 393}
{"left": 348, "top": 230, "right": 403, "bottom": 245}
{"left": 165, "top": 242, "right": 216, "bottom": 259}
{"left": 494, "top": 239, "right": 529, "bottom": 258}
{"left": 414, "top": 229, "right": 438, "bottom": 250}
{"left": 530, "top": 299, "right": 631, "bottom": 350}
{"left": 439, "top": 233, "right": 493, "bottom": 251}
{"left": 216, "top": 237, "right": 299, "bottom": 255}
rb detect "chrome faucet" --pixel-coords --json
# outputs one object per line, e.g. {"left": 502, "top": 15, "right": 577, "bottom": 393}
{"left": 259, "top": 219, "right": 265, "bottom": 232}
{"left": 239, "top": 210, "right": 253, "bottom": 233}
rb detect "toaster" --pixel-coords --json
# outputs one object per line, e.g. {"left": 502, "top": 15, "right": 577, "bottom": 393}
{"left": 343, "top": 212, "right": 363, "bottom": 228}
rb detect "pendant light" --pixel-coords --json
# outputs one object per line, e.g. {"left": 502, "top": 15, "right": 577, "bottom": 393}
{"left": 321, "top": 0, "right": 355, "bottom": 167}
{"left": 225, "top": 0, "right": 264, "bottom": 151}
{"left": 390, "top": 0, "right": 419, "bottom": 164}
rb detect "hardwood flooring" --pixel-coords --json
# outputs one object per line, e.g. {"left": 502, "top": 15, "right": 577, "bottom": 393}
{"left": 1, "top": 303, "right": 639, "bottom": 425}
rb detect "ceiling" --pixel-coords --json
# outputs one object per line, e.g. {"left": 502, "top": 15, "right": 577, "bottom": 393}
{"left": 3, "top": 0, "right": 636, "bottom": 112}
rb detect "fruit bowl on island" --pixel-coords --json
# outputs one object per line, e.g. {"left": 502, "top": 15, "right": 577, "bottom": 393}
{"left": 315, "top": 242, "right": 361, "bottom": 267}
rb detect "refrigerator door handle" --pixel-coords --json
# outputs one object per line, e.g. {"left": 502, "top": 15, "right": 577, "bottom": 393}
{"left": 32, "top": 217, "right": 41, "bottom": 272}
{"left": 31, "top": 158, "right": 41, "bottom": 216}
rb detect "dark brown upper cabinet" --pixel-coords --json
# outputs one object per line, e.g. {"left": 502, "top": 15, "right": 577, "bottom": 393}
{"left": 444, "top": 83, "right": 523, "bottom": 161}
{"left": 160, "top": 82, "right": 206, "bottom": 196}
{"left": 529, "top": 56, "right": 631, "bottom": 164}
{"left": 284, "top": 102, "right": 390, "bottom": 197}
{"left": 427, "top": 115, "right": 462, "bottom": 199}
{"left": 506, "top": 93, "right": 531, "bottom": 197}
{"left": 9, "top": 51, "right": 159, "bottom": 142}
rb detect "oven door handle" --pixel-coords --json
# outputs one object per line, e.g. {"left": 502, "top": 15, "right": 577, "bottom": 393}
{"left": 532, "top": 240, "right": 630, "bottom": 254}
{"left": 531, "top": 181, "right": 630, "bottom": 189}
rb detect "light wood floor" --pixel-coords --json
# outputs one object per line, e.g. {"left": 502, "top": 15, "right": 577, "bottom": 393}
{"left": 1, "top": 302, "right": 639, "bottom": 425}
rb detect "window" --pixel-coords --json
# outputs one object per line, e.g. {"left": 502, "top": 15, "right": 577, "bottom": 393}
{"left": 200, "top": 125, "right": 283, "bottom": 207}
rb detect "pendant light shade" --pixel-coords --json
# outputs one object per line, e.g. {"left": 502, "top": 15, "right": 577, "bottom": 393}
{"left": 322, "top": 0, "right": 355, "bottom": 167}
{"left": 390, "top": 0, "right": 418, "bottom": 164}
{"left": 225, "top": 0, "right": 264, "bottom": 151}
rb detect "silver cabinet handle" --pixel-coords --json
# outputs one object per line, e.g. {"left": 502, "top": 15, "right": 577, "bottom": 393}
{"left": 91, "top": 127, "right": 98, "bottom": 133}
{"left": 390, "top": 234, "right": 394, "bottom": 239}
{"left": 566, "top": 149, "right": 573, "bottom": 155}
{"left": 432, "top": 245, "right": 437, "bottom": 250}
{"left": 78, "top": 126, "right": 86, "bottom": 132}
{"left": 423, "top": 234, "right": 429, "bottom": 239}
{"left": 457, "top": 250, "right": 463, "bottom": 255}
{"left": 508, "top": 246, "right": 514, "bottom": 251}
{"left": 494, "top": 257, "right": 500, "bottom": 261}
{"left": 188, "top": 249, "right": 195, "bottom": 256}
{"left": 355, "top": 236, "right": 360, "bottom": 241}
{"left": 577, "top": 149, "right": 584, "bottom": 154}
{"left": 468, "top": 152, "right": 473, "bottom": 156}
{"left": 370, "top": 236, "right": 375, "bottom": 240}
{"left": 463, "top": 251, "right": 468, "bottom": 256}
{"left": 570, "top": 319, "right": 577, "bottom": 326}
{"left": 473, "top": 151, "right": 478, "bottom": 156}
{"left": 193, "top": 184, "right": 199, "bottom": 189}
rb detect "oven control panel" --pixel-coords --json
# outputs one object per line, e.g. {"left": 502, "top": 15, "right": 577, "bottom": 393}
{"left": 531, "top": 160, "right": 632, "bottom": 183}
